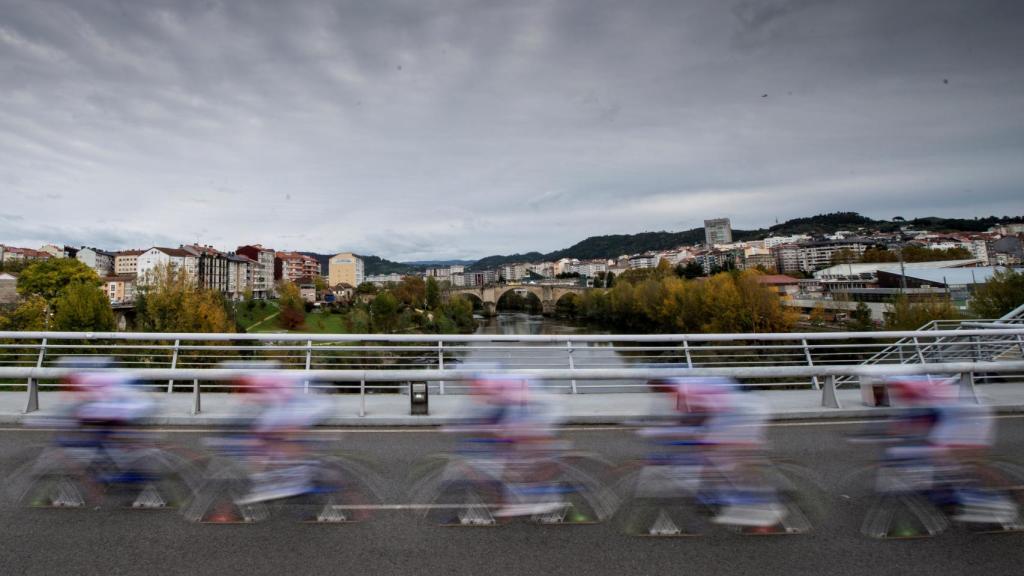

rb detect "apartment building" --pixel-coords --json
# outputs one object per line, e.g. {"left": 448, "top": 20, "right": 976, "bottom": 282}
{"left": 39, "top": 244, "right": 78, "bottom": 259}
{"left": 103, "top": 276, "right": 136, "bottom": 304}
{"left": 275, "top": 251, "right": 321, "bottom": 284}
{"left": 704, "top": 218, "right": 733, "bottom": 247}
{"left": 136, "top": 247, "right": 198, "bottom": 284}
{"left": 0, "top": 245, "right": 51, "bottom": 265}
{"left": 328, "top": 252, "right": 364, "bottom": 288}
{"left": 236, "top": 245, "right": 276, "bottom": 299}
{"left": 77, "top": 247, "right": 115, "bottom": 277}
{"left": 114, "top": 250, "right": 145, "bottom": 276}
{"left": 771, "top": 239, "right": 871, "bottom": 274}
{"left": 183, "top": 244, "right": 231, "bottom": 294}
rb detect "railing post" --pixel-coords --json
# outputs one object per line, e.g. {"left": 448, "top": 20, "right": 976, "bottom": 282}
{"left": 567, "top": 341, "right": 577, "bottom": 394}
{"left": 24, "top": 337, "right": 46, "bottom": 413}
{"left": 437, "top": 340, "right": 445, "bottom": 395}
{"left": 821, "top": 375, "right": 841, "bottom": 409}
{"left": 801, "top": 339, "right": 819, "bottom": 390}
{"left": 359, "top": 379, "right": 366, "bottom": 417}
{"left": 304, "top": 339, "right": 313, "bottom": 393}
{"left": 191, "top": 378, "right": 201, "bottom": 414}
{"left": 959, "top": 372, "right": 978, "bottom": 403}
{"left": 912, "top": 337, "right": 927, "bottom": 364}
{"left": 167, "top": 339, "right": 180, "bottom": 393}
{"left": 682, "top": 337, "right": 693, "bottom": 368}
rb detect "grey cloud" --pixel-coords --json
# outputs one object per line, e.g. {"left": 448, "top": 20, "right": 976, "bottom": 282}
{"left": 1, "top": 0, "right": 1022, "bottom": 260}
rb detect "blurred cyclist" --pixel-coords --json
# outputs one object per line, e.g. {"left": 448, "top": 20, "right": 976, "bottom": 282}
{"left": 462, "top": 368, "right": 566, "bottom": 517}
{"left": 641, "top": 376, "right": 784, "bottom": 527}
{"left": 879, "top": 376, "right": 1016, "bottom": 525}
{"left": 228, "top": 369, "right": 332, "bottom": 504}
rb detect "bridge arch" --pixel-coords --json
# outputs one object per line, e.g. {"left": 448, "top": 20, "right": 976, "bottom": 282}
{"left": 450, "top": 284, "right": 591, "bottom": 317}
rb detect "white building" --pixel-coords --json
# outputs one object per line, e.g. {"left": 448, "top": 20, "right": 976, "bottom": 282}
{"left": 704, "top": 218, "right": 733, "bottom": 246}
{"left": 77, "top": 247, "right": 115, "bottom": 277}
{"left": 628, "top": 254, "right": 657, "bottom": 269}
{"left": 572, "top": 260, "right": 608, "bottom": 277}
{"left": 136, "top": 247, "right": 198, "bottom": 284}
{"left": 226, "top": 253, "right": 255, "bottom": 300}
{"left": 763, "top": 234, "right": 811, "bottom": 249}
{"left": 501, "top": 263, "right": 527, "bottom": 282}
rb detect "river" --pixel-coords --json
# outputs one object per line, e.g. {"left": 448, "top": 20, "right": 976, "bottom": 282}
{"left": 452, "top": 312, "right": 637, "bottom": 393}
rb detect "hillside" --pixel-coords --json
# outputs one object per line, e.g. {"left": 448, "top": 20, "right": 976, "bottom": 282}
{"left": 462, "top": 212, "right": 1023, "bottom": 270}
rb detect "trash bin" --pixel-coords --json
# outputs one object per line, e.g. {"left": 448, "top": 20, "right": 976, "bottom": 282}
{"left": 410, "top": 382, "right": 429, "bottom": 415}
{"left": 860, "top": 377, "right": 890, "bottom": 407}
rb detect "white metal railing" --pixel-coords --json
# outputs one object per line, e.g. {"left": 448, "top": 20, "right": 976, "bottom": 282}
{"left": 3, "top": 329, "right": 1024, "bottom": 389}
{"left": 4, "top": 360, "right": 1024, "bottom": 416}
{"left": 834, "top": 303, "right": 1024, "bottom": 386}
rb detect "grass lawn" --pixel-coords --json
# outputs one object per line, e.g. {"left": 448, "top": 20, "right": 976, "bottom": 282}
{"left": 234, "top": 300, "right": 281, "bottom": 331}
{"left": 247, "top": 308, "right": 349, "bottom": 334}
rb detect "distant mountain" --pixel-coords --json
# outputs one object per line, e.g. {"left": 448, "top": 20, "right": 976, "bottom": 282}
{"left": 340, "top": 212, "right": 1023, "bottom": 275}
{"left": 464, "top": 212, "right": 1023, "bottom": 270}
{"left": 403, "top": 259, "right": 476, "bottom": 267}
{"left": 357, "top": 255, "right": 417, "bottom": 276}
{"left": 469, "top": 252, "right": 546, "bottom": 271}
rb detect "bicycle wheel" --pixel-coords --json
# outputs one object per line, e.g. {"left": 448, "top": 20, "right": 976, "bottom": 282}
{"left": 6, "top": 448, "right": 103, "bottom": 509}
{"left": 861, "top": 493, "right": 948, "bottom": 539}
{"left": 531, "top": 460, "right": 619, "bottom": 525}
{"left": 182, "top": 459, "right": 268, "bottom": 524}
{"left": 290, "top": 458, "right": 382, "bottom": 524}
{"left": 613, "top": 466, "right": 711, "bottom": 536}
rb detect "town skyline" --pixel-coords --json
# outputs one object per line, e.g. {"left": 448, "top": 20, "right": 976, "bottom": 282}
{"left": 2, "top": 210, "right": 1021, "bottom": 266}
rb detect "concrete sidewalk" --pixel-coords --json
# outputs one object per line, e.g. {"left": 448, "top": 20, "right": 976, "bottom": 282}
{"left": 4, "top": 384, "right": 1024, "bottom": 426}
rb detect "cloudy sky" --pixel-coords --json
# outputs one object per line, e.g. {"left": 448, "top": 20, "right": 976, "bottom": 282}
{"left": 1, "top": 0, "right": 1022, "bottom": 260}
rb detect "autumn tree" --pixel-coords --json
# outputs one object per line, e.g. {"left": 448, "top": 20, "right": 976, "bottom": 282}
{"left": 391, "top": 276, "right": 426, "bottom": 308}
{"left": 969, "top": 269, "right": 1024, "bottom": 319}
{"left": 135, "top": 264, "right": 234, "bottom": 332}
{"left": 884, "top": 295, "right": 960, "bottom": 331}
{"left": 277, "top": 281, "right": 306, "bottom": 330}
{"left": 0, "top": 295, "right": 48, "bottom": 331}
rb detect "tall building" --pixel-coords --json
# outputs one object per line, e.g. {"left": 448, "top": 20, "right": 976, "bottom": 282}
{"left": 236, "top": 244, "right": 276, "bottom": 299}
{"left": 76, "top": 247, "right": 115, "bottom": 277}
{"left": 136, "top": 247, "right": 198, "bottom": 284}
{"left": 704, "top": 218, "right": 733, "bottom": 247}
{"left": 328, "top": 252, "right": 364, "bottom": 288}
{"left": 275, "top": 251, "right": 321, "bottom": 284}
{"left": 114, "top": 250, "right": 145, "bottom": 276}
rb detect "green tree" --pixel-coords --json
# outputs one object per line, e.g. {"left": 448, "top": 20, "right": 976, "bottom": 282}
{"left": 355, "top": 282, "right": 378, "bottom": 295}
{"left": 969, "top": 269, "right": 1024, "bottom": 318}
{"left": 52, "top": 282, "right": 115, "bottom": 331}
{"left": 847, "top": 301, "right": 875, "bottom": 332}
{"left": 371, "top": 292, "right": 400, "bottom": 331}
{"left": 426, "top": 277, "right": 441, "bottom": 309}
{"left": 677, "top": 261, "right": 704, "bottom": 279}
{"left": 16, "top": 258, "right": 100, "bottom": 303}
{"left": 884, "top": 295, "right": 960, "bottom": 331}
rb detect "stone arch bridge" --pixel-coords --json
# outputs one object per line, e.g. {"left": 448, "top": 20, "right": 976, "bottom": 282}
{"left": 450, "top": 285, "right": 590, "bottom": 316}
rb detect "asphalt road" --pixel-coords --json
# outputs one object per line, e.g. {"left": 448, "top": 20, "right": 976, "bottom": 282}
{"left": 2, "top": 417, "right": 1024, "bottom": 576}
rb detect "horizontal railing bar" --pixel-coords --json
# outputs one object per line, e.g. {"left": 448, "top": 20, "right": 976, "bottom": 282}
{"left": 3, "top": 328, "right": 1024, "bottom": 344}
{"left": 3, "top": 360, "right": 1023, "bottom": 382}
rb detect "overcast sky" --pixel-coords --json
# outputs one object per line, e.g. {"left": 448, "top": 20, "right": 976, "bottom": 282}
{"left": 1, "top": 0, "right": 1022, "bottom": 260}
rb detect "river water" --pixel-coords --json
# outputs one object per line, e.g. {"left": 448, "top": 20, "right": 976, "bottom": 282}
{"left": 449, "top": 312, "right": 639, "bottom": 393}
